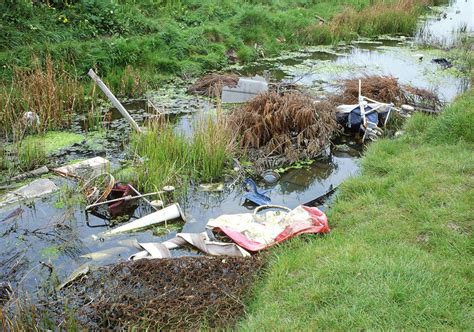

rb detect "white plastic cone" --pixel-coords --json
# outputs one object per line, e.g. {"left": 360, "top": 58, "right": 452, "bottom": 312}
{"left": 104, "top": 203, "right": 184, "bottom": 235}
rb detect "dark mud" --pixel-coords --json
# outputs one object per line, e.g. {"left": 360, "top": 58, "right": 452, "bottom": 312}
{"left": 52, "top": 256, "right": 263, "bottom": 329}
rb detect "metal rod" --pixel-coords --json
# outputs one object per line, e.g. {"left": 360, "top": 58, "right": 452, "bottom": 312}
{"left": 88, "top": 69, "right": 143, "bottom": 133}
{"left": 128, "top": 184, "right": 158, "bottom": 211}
{"left": 85, "top": 191, "right": 164, "bottom": 210}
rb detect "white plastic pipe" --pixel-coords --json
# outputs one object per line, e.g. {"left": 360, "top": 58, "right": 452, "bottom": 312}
{"left": 104, "top": 203, "right": 184, "bottom": 235}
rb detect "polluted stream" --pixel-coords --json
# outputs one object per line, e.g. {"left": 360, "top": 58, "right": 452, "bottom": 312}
{"left": 0, "top": 0, "right": 472, "bottom": 327}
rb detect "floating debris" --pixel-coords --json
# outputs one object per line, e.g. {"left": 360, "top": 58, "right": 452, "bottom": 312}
{"left": 222, "top": 76, "right": 269, "bottom": 103}
{"left": 0, "top": 179, "right": 59, "bottom": 209}
{"left": 104, "top": 203, "right": 184, "bottom": 235}
{"left": 53, "top": 157, "right": 110, "bottom": 179}
{"left": 199, "top": 183, "right": 225, "bottom": 192}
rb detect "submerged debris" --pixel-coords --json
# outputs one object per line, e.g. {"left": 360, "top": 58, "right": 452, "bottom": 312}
{"left": 187, "top": 73, "right": 239, "bottom": 97}
{"left": 56, "top": 257, "right": 263, "bottom": 329}
{"left": 229, "top": 91, "right": 338, "bottom": 169}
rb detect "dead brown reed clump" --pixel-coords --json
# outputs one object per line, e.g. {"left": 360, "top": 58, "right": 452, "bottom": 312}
{"left": 332, "top": 75, "right": 441, "bottom": 109}
{"left": 187, "top": 73, "right": 239, "bottom": 97}
{"left": 0, "top": 56, "right": 84, "bottom": 139}
{"left": 49, "top": 256, "right": 263, "bottom": 330}
{"left": 230, "top": 91, "right": 338, "bottom": 165}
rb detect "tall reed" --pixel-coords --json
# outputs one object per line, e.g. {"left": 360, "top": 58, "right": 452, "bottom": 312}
{"left": 0, "top": 56, "right": 84, "bottom": 140}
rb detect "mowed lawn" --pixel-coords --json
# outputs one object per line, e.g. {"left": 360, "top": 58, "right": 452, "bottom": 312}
{"left": 240, "top": 91, "right": 474, "bottom": 330}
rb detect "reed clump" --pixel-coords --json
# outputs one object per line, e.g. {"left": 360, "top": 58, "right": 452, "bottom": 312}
{"left": 0, "top": 56, "right": 84, "bottom": 139}
{"left": 229, "top": 91, "right": 339, "bottom": 167}
{"left": 333, "top": 75, "right": 441, "bottom": 109}
{"left": 330, "top": 0, "right": 430, "bottom": 39}
{"left": 131, "top": 115, "right": 236, "bottom": 194}
{"left": 187, "top": 73, "right": 239, "bottom": 98}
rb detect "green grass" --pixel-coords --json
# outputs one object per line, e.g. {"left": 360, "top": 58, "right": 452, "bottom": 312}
{"left": 130, "top": 115, "right": 235, "bottom": 194}
{"left": 240, "top": 90, "right": 474, "bottom": 329}
{"left": 0, "top": 0, "right": 444, "bottom": 88}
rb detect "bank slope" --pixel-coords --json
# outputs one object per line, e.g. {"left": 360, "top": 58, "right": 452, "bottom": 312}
{"left": 240, "top": 91, "right": 474, "bottom": 330}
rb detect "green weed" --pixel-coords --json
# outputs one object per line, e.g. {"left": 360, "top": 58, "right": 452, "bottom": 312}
{"left": 131, "top": 114, "right": 236, "bottom": 194}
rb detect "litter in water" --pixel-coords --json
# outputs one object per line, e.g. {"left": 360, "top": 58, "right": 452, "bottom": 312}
{"left": 207, "top": 204, "right": 330, "bottom": 251}
{"left": 0, "top": 178, "right": 59, "bottom": 209}
{"left": 243, "top": 178, "right": 271, "bottom": 206}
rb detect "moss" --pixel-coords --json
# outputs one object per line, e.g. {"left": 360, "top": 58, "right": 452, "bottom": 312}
{"left": 21, "top": 131, "right": 84, "bottom": 155}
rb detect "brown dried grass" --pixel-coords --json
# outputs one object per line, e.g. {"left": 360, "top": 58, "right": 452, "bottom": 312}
{"left": 332, "top": 75, "right": 441, "bottom": 108}
{"left": 187, "top": 73, "right": 239, "bottom": 97}
{"left": 229, "top": 91, "right": 338, "bottom": 165}
{"left": 0, "top": 56, "right": 84, "bottom": 140}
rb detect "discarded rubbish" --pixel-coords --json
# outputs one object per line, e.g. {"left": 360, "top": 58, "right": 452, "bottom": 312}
{"left": 82, "top": 173, "right": 115, "bottom": 208}
{"left": 104, "top": 203, "right": 184, "bottom": 235}
{"left": 336, "top": 80, "right": 393, "bottom": 141}
{"left": 81, "top": 247, "right": 131, "bottom": 260}
{"left": 243, "top": 178, "right": 271, "bottom": 206}
{"left": 261, "top": 170, "right": 280, "bottom": 184}
{"left": 432, "top": 58, "right": 452, "bottom": 68}
{"left": 221, "top": 76, "right": 268, "bottom": 103}
{"left": 107, "top": 183, "right": 137, "bottom": 217}
{"left": 207, "top": 205, "right": 330, "bottom": 251}
{"left": 85, "top": 188, "right": 161, "bottom": 210}
{"left": 129, "top": 232, "right": 250, "bottom": 260}
{"left": 0, "top": 179, "right": 59, "bottom": 208}
{"left": 0, "top": 207, "right": 24, "bottom": 223}
{"left": 199, "top": 183, "right": 225, "bottom": 192}
{"left": 88, "top": 69, "right": 143, "bottom": 133}
{"left": 11, "top": 166, "right": 49, "bottom": 182}
{"left": 54, "top": 157, "right": 110, "bottom": 179}
{"left": 22, "top": 111, "right": 40, "bottom": 127}
{"left": 148, "top": 200, "right": 163, "bottom": 209}
{"left": 56, "top": 264, "right": 90, "bottom": 291}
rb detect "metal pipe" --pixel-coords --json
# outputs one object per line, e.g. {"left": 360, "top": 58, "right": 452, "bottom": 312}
{"left": 85, "top": 191, "right": 164, "bottom": 210}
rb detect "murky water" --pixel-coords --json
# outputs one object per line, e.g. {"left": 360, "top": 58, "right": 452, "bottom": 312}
{"left": 0, "top": 0, "right": 472, "bottom": 298}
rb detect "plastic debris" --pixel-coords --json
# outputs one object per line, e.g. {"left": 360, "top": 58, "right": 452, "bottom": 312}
{"left": 129, "top": 232, "right": 250, "bottom": 260}
{"left": 207, "top": 205, "right": 330, "bottom": 251}
{"left": 243, "top": 178, "right": 271, "bottom": 206}
{"left": 0, "top": 179, "right": 59, "bottom": 209}
{"left": 53, "top": 156, "right": 110, "bottom": 179}
{"left": 56, "top": 264, "right": 90, "bottom": 291}
{"left": 199, "top": 183, "right": 225, "bottom": 192}
{"left": 104, "top": 203, "right": 184, "bottom": 235}
{"left": 261, "top": 170, "right": 280, "bottom": 184}
{"left": 221, "top": 76, "right": 268, "bottom": 103}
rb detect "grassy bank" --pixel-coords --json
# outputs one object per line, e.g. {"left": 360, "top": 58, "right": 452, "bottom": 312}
{"left": 240, "top": 91, "right": 474, "bottom": 329}
{"left": 1, "top": 0, "right": 444, "bottom": 93}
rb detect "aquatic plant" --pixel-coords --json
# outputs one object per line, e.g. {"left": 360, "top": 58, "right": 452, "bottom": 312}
{"left": 16, "top": 139, "right": 47, "bottom": 172}
{"left": 0, "top": 56, "right": 84, "bottom": 138}
{"left": 131, "top": 114, "right": 236, "bottom": 194}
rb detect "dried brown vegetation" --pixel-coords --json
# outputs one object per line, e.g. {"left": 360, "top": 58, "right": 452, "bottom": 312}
{"left": 51, "top": 257, "right": 263, "bottom": 330}
{"left": 0, "top": 57, "right": 84, "bottom": 139}
{"left": 333, "top": 75, "right": 441, "bottom": 109}
{"left": 229, "top": 91, "right": 339, "bottom": 167}
{"left": 187, "top": 73, "right": 239, "bottom": 97}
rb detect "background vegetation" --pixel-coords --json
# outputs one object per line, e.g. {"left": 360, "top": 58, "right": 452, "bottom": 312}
{"left": 1, "top": 0, "right": 444, "bottom": 92}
